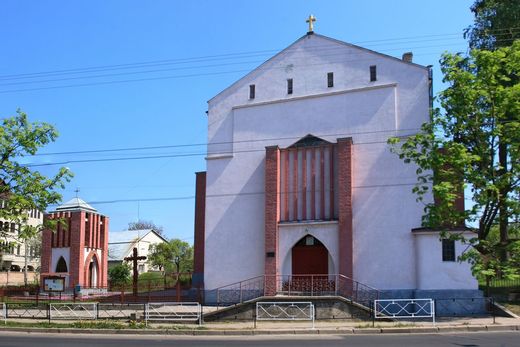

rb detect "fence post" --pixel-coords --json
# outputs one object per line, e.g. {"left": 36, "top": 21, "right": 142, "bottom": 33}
{"left": 492, "top": 297, "right": 496, "bottom": 325}
{"left": 372, "top": 300, "right": 375, "bottom": 327}
{"left": 96, "top": 303, "right": 99, "bottom": 320}
{"left": 47, "top": 302, "right": 51, "bottom": 323}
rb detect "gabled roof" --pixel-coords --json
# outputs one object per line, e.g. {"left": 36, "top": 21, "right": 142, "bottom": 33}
{"left": 288, "top": 134, "right": 330, "bottom": 148}
{"left": 55, "top": 197, "right": 97, "bottom": 212}
{"left": 208, "top": 32, "right": 429, "bottom": 104}
{"left": 108, "top": 229, "right": 167, "bottom": 261}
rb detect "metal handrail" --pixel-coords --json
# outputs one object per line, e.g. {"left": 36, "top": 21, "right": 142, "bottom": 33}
{"left": 212, "top": 273, "right": 380, "bottom": 308}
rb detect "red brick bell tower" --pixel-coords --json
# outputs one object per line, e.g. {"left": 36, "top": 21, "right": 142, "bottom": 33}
{"left": 40, "top": 198, "right": 109, "bottom": 289}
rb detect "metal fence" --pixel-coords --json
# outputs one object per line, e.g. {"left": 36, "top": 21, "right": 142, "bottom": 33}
{"left": 50, "top": 303, "right": 97, "bottom": 320}
{"left": 5, "top": 302, "right": 48, "bottom": 319}
{"left": 256, "top": 302, "right": 315, "bottom": 329}
{"left": 145, "top": 302, "right": 202, "bottom": 325}
{"left": 1, "top": 303, "right": 5, "bottom": 324}
{"left": 97, "top": 303, "right": 145, "bottom": 320}
{"left": 374, "top": 299, "right": 435, "bottom": 325}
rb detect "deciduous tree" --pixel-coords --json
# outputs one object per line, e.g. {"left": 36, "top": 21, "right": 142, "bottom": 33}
{"left": 389, "top": 42, "right": 520, "bottom": 280}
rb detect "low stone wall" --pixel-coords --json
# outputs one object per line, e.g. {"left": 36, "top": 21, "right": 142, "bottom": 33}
{"left": 204, "top": 296, "right": 371, "bottom": 321}
{"left": 0, "top": 272, "right": 38, "bottom": 286}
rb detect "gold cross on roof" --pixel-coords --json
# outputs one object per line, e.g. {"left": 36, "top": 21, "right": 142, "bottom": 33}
{"left": 306, "top": 14, "right": 316, "bottom": 33}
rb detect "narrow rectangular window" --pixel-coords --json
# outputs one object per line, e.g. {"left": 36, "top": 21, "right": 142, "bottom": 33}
{"left": 442, "top": 239, "right": 456, "bottom": 261}
{"left": 249, "top": 84, "right": 255, "bottom": 99}
{"left": 370, "top": 65, "right": 377, "bottom": 82}
{"left": 287, "top": 78, "right": 293, "bottom": 94}
{"left": 327, "top": 72, "right": 334, "bottom": 87}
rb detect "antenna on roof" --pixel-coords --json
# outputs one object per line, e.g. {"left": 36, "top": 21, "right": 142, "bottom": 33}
{"left": 74, "top": 187, "right": 80, "bottom": 198}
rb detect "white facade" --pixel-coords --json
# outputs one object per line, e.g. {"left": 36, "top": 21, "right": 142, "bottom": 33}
{"left": 0, "top": 208, "right": 42, "bottom": 274}
{"left": 108, "top": 229, "right": 167, "bottom": 273}
{"left": 202, "top": 33, "right": 477, "bottom": 294}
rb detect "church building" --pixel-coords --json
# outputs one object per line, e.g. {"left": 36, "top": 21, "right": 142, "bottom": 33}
{"left": 193, "top": 21, "right": 479, "bottom": 300}
{"left": 40, "top": 197, "right": 109, "bottom": 291}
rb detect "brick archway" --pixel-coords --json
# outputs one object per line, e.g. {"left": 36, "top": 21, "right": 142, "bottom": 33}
{"left": 84, "top": 251, "right": 101, "bottom": 288}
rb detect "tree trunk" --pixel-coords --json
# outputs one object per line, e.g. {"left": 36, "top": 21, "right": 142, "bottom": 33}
{"left": 498, "top": 141, "right": 509, "bottom": 264}
{"left": 23, "top": 242, "right": 28, "bottom": 286}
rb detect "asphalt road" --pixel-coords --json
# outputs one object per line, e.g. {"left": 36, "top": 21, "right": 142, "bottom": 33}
{"left": 0, "top": 331, "right": 519, "bottom": 347}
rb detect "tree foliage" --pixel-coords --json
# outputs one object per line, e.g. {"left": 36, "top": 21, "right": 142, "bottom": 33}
{"left": 108, "top": 263, "right": 131, "bottom": 286}
{"left": 148, "top": 239, "right": 193, "bottom": 274}
{"left": 465, "top": 0, "right": 520, "bottom": 50}
{"left": 0, "top": 110, "right": 73, "bottom": 242}
{"left": 389, "top": 41, "right": 520, "bottom": 279}
{"left": 128, "top": 219, "right": 164, "bottom": 235}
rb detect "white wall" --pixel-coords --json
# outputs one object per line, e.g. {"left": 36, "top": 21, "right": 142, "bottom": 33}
{"left": 51, "top": 248, "right": 70, "bottom": 273}
{"left": 204, "top": 34, "right": 432, "bottom": 290}
{"left": 414, "top": 232, "right": 478, "bottom": 290}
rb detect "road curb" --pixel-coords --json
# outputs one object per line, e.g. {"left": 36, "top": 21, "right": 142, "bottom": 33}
{"left": 0, "top": 325, "right": 518, "bottom": 336}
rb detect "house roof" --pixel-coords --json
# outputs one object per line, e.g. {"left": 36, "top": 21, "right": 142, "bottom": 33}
{"left": 108, "top": 229, "right": 167, "bottom": 261}
{"left": 55, "top": 197, "right": 97, "bottom": 212}
{"left": 208, "top": 32, "right": 429, "bottom": 104}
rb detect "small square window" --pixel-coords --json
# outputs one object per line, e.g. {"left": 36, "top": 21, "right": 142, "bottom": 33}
{"left": 370, "top": 65, "right": 377, "bottom": 82}
{"left": 287, "top": 78, "right": 293, "bottom": 94}
{"left": 327, "top": 72, "right": 334, "bottom": 87}
{"left": 442, "top": 239, "right": 456, "bottom": 262}
{"left": 249, "top": 84, "right": 255, "bottom": 99}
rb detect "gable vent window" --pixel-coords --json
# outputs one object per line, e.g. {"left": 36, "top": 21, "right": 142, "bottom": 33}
{"left": 442, "top": 239, "right": 456, "bottom": 262}
{"left": 370, "top": 65, "right": 377, "bottom": 82}
{"left": 287, "top": 78, "right": 293, "bottom": 94}
{"left": 327, "top": 72, "right": 334, "bottom": 87}
{"left": 249, "top": 84, "right": 255, "bottom": 99}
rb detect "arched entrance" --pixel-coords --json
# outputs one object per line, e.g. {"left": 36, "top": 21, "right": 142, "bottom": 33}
{"left": 285, "top": 235, "right": 334, "bottom": 294}
{"left": 292, "top": 235, "right": 328, "bottom": 275}
{"left": 88, "top": 257, "right": 98, "bottom": 288}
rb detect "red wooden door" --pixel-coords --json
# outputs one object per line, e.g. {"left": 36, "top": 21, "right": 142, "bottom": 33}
{"left": 292, "top": 244, "right": 328, "bottom": 275}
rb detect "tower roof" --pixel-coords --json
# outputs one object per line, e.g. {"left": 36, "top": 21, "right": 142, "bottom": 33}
{"left": 55, "top": 197, "right": 97, "bottom": 212}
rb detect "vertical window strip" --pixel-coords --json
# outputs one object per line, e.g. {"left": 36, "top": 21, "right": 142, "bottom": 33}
{"left": 370, "top": 65, "right": 377, "bottom": 82}
{"left": 327, "top": 72, "right": 334, "bottom": 87}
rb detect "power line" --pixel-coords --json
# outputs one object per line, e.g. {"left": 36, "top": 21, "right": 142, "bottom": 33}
{"left": 3, "top": 27, "right": 519, "bottom": 82}
{"left": 23, "top": 128, "right": 421, "bottom": 167}
{"left": 0, "top": 32, "right": 473, "bottom": 80}
{"left": 3, "top": 27, "right": 519, "bottom": 85}
{"left": 31, "top": 127, "right": 420, "bottom": 157}
{"left": 1, "top": 37, "right": 498, "bottom": 94}
{"left": 64, "top": 182, "right": 420, "bottom": 206}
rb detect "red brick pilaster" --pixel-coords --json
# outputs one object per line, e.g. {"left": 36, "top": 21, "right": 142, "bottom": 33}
{"left": 40, "top": 214, "right": 54, "bottom": 280}
{"left": 69, "top": 211, "right": 85, "bottom": 287}
{"left": 101, "top": 216, "right": 109, "bottom": 287}
{"left": 264, "top": 146, "right": 280, "bottom": 296}
{"left": 193, "top": 172, "right": 206, "bottom": 286}
{"left": 337, "top": 138, "right": 353, "bottom": 278}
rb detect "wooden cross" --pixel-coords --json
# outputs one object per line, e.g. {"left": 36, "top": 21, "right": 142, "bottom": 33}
{"left": 306, "top": 14, "right": 316, "bottom": 33}
{"left": 124, "top": 247, "right": 146, "bottom": 296}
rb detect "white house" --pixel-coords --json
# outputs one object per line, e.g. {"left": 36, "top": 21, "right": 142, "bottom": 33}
{"left": 193, "top": 28, "right": 479, "bottom": 300}
{"left": 108, "top": 229, "right": 167, "bottom": 274}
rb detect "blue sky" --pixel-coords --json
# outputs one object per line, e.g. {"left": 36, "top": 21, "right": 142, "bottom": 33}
{"left": 0, "top": 1, "right": 474, "bottom": 242}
